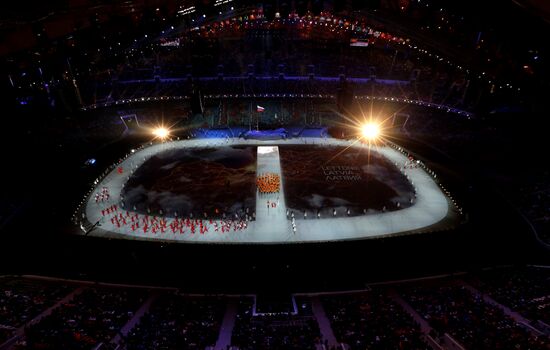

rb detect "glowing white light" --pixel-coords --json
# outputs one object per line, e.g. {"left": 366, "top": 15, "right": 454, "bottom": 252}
{"left": 153, "top": 127, "right": 169, "bottom": 139}
{"left": 257, "top": 146, "right": 278, "bottom": 154}
{"left": 361, "top": 123, "right": 380, "bottom": 140}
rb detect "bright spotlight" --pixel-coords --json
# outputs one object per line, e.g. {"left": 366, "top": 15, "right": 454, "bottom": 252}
{"left": 153, "top": 127, "right": 169, "bottom": 139}
{"left": 361, "top": 123, "right": 380, "bottom": 140}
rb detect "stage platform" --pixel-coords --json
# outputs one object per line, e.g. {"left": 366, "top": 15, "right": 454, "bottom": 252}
{"left": 80, "top": 137, "right": 459, "bottom": 244}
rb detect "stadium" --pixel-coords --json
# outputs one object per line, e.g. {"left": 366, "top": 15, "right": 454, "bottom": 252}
{"left": 1, "top": 0, "right": 550, "bottom": 349}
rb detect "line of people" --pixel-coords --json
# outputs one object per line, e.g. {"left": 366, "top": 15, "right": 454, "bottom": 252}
{"left": 100, "top": 206, "right": 249, "bottom": 235}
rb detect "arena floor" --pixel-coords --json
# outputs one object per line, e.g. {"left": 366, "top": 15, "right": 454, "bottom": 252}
{"left": 81, "top": 137, "right": 458, "bottom": 244}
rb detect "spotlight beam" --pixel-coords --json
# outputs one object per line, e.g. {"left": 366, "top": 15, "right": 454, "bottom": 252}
{"left": 361, "top": 123, "right": 380, "bottom": 140}
{"left": 153, "top": 127, "right": 170, "bottom": 139}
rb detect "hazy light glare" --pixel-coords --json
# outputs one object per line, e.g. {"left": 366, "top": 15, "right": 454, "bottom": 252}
{"left": 361, "top": 123, "right": 380, "bottom": 140}
{"left": 153, "top": 127, "right": 170, "bottom": 139}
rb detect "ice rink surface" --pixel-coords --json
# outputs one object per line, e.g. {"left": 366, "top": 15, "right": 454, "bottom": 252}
{"left": 82, "top": 138, "right": 457, "bottom": 244}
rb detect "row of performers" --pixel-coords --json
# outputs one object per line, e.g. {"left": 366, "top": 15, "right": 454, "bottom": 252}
{"left": 102, "top": 206, "right": 248, "bottom": 234}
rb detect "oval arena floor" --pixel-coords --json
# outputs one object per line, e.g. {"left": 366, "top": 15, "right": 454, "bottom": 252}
{"left": 81, "top": 137, "right": 458, "bottom": 244}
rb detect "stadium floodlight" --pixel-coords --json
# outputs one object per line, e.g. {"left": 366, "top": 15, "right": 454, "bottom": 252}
{"left": 153, "top": 127, "right": 170, "bottom": 139}
{"left": 361, "top": 122, "right": 380, "bottom": 140}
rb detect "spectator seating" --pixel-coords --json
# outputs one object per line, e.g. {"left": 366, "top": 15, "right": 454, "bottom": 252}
{"left": 399, "top": 282, "right": 548, "bottom": 349}
{"left": 322, "top": 289, "right": 428, "bottom": 350}
{"left": 125, "top": 293, "right": 225, "bottom": 350}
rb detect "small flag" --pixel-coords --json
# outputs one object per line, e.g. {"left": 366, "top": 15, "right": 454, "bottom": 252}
{"left": 257, "top": 105, "right": 265, "bottom": 112}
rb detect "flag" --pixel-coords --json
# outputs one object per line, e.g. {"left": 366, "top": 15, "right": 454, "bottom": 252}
{"left": 257, "top": 105, "right": 265, "bottom": 112}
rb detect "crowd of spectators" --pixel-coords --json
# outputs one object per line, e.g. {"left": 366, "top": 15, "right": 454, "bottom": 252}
{"left": 120, "top": 36, "right": 424, "bottom": 83}
{"left": 322, "top": 289, "right": 428, "bottom": 350}
{"left": 73, "top": 14, "right": 472, "bottom": 111}
{"left": 0, "top": 278, "right": 72, "bottom": 344}
{"left": 0, "top": 272, "right": 548, "bottom": 349}
{"left": 87, "top": 77, "right": 470, "bottom": 114}
{"left": 21, "top": 287, "right": 147, "bottom": 349}
{"left": 399, "top": 282, "right": 549, "bottom": 350}
{"left": 125, "top": 293, "right": 225, "bottom": 350}
{"left": 6, "top": 0, "right": 535, "bottom": 133}
{"left": 231, "top": 297, "right": 322, "bottom": 350}
{"left": 468, "top": 266, "right": 550, "bottom": 326}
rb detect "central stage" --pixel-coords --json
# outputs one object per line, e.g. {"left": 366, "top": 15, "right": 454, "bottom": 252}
{"left": 81, "top": 138, "right": 458, "bottom": 244}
